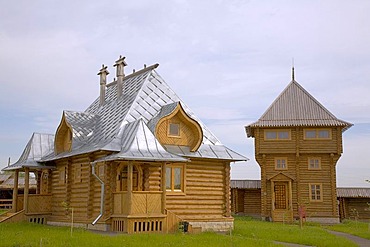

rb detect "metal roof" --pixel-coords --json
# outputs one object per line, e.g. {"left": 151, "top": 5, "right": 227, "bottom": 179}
{"left": 0, "top": 177, "right": 37, "bottom": 189}
{"left": 95, "top": 119, "right": 187, "bottom": 163}
{"left": 231, "top": 180, "right": 261, "bottom": 189}
{"left": 165, "top": 144, "right": 247, "bottom": 161}
{"left": 246, "top": 80, "right": 352, "bottom": 137}
{"left": 3, "top": 133, "right": 55, "bottom": 171}
{"left": 337, "top": 188, "right": 370, "bottom": 198}
{"left": 7, "top": 61, "right": 247, "bottom": 168}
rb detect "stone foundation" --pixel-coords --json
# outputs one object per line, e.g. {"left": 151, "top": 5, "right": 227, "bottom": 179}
{"left": 187, "top": 221, "right": 234, "bottom": 232}
{"left": 47, "top": 221, "right": 110, "bottom": 231}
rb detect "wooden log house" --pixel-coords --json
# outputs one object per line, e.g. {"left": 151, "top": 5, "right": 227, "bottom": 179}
{"left": 245, "top": 69, "right": 352, "bottom": 224}
{"left": 1, "top": 56, "right": 246, "bottom": 233}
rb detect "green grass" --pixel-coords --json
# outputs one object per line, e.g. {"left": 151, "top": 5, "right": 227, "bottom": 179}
{"left": 325, "top": 219, "right": 370, "bottom": 240}
{"left": 0, "top": 217, "right": 359, "bottom": 247}
{"left": 0, "top": 209, "right": 8, "bottom": 215}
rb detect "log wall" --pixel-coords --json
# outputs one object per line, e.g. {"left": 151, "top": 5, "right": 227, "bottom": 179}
{"left": 165, "top": 159, "right": 230, "bottom": 221}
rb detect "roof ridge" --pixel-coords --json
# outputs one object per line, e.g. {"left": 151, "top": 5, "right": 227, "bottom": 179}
{"left": 107, "top": 63, "right": 159, "bottom": 87}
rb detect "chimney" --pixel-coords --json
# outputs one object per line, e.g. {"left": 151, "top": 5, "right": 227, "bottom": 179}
{"left": 114, "top": 55, "right": 127, "bottom": 98}
{"left": 98, "top": 64, "right": 109, "bottom": 106}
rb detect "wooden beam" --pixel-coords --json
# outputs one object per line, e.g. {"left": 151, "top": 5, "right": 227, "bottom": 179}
{"left": 12, "top": 170, "right": 19, "bottom": 213}
{"left": 161, "top": 162, "right": 166, "bottom": 215}
{"left": 127, "top": 161, "right": 133, "bottom": 215}
{"left": 24, "top": 167, "right": 30, "bottom": 213}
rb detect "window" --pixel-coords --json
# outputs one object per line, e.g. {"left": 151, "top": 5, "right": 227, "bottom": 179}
{"left": 168, "top": 122, "right": 180, "bottom": 137}
{"left": 59, "top": 166, "right": 67, "bottom": 184}
{"left": 309, "top": 184, "right": 322, "bottom": 201}
{"left": 98, "top": 164, "right": 105, "bottom": 178}
{"left": 265, "top": 130, "right": 290, "bottom": 140}
{"left": 275, "top": 158, "right": 287, "bottom": 170}
{"left": 308, "top": 158, "right": 321, "bottom": 169}
{"left": 166, "top": 165, "right": 184, "bottom": 192}
{"left": 304, "top": 129, "right": 331, "bottom": 139}
{"left": 75, "top": 164, "right": 82, "bottom": 183}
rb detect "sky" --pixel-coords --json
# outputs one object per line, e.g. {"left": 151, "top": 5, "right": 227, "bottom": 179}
{"left": 0, "top": 0, "right": 369, "bottom": 187}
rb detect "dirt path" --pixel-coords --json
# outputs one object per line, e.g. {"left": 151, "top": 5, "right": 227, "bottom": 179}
{"left": 327, "top": 230, "right": 370, "bottom": 247}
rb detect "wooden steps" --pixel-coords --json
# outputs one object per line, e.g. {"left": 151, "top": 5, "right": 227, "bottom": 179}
{"left": 0, "top": 210, "right": 25, "bottom": 223}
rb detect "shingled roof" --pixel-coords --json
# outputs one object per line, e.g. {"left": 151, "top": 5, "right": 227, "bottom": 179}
{"left": 4, "top": 60, "right": 246, "bottom": 171}
{"left": 246, "top": 79, "right": 352, "bottom": 137}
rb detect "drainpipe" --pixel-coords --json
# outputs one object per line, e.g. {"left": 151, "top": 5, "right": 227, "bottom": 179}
{"left": 91, "top": 162, "right": 105, "bottom": 225}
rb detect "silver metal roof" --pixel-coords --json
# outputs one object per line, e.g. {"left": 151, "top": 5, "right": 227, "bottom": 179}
{"left": 246, "top": 80, "right": 352, "bottom": 137}
{"left": 0, "top": 176, "right": 37, "bottom": 189}
{"left": 3, "top": 133, "right": 55, "bottom": 171}
{"left": 9, "top": 62, "right": 246, "bottom": 166}
{"left": 164, "top": 144, "right": 247, "bottom": 161}
{"left": 95, "top": 119, "right": 187, "bottom": 163}
{"left": 337, "top": 188, "right": 370, "bottom": 198}
{"left": 231, "top": 180, "right": 261, "bottom": 189}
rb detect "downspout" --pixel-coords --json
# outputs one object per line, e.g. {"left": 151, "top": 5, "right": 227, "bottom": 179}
{"left": 91, "top": 161, "right": 105, "bottom": 225}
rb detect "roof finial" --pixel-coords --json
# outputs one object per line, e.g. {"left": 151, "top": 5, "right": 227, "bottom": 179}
{"left": 292, "top": 58, "right": 295, "bottom": 81}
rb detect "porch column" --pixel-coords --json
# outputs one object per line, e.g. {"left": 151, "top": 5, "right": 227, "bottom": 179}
{"left": 288, "top": 181, "right": 293, "bottom": 210}
{"left": 12, "top": 170, "right": 19, "bottom": 212}
{"left": 271, "top": 181, "right": 275, "bottom": 211}
{"left": 161, "top": 163, "right": 166, "bottom": 214}
{"left": 127, "top": 162, "right": 133, "bottom": 215}
{"left": 36, "top": 171, "right": 41, "bottom": 194}
{"left": 23, "top": 167, "right": 30, "bottom": 213}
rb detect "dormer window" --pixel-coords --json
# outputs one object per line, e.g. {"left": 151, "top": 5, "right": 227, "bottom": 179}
{"left": 168, "top": 122, "right": 180, "bottom": 137}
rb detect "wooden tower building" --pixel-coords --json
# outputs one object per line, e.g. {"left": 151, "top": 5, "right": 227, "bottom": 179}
{"left": 245, "top": 69, "right": 352, "bottom": 224}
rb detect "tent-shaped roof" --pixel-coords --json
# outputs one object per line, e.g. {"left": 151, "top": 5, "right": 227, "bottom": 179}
{"left": 3, "top": 133, "right": 55, "bottom": 171}
{"left": 246, "top": 79, "right": 352, "bottom": 137}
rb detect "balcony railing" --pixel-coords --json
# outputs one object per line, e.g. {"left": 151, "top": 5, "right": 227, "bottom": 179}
{"left": 113, "top": 191, "right": 162, "bottom": 216}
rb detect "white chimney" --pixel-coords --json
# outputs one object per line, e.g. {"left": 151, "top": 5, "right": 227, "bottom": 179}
{"left": 98, "top": 64, "right": 109, "bottom": 106}
{"left": 114, "top": 55, "right": 127, "bottom": 98}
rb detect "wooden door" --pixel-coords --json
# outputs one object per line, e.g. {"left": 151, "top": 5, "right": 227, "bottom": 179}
{"left": 237, "top": 190, "right": 245, "bottom": 213}
{"left": 274, "top": 183, "right": 287, "bottom": 210}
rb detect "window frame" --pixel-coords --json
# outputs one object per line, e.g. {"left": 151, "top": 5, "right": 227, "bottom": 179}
{"left": 165, "top": 164, "right": 185, "bottom": 194}
{"left": 168, "top": 122, "right": 181, "bottom": 137}
{"left": 308, "top": 157, "right": 321, "bottom": 170}
{"left": 264, "top": 129, "right": 291, "bottom": 140}
{"left": 275, "top": 157, "right": 288, "bottom": 170}
{"left": 74, "top": 164, "right": 82, "bottom": 183}
{"left": 304, "top": 129, "right": 332, "bottom": 140}
{"left": 309, "top": 183, "right": 323, "bottom": 202}
{"left": 59, "top": 166, "right": 67, "bottom": 185}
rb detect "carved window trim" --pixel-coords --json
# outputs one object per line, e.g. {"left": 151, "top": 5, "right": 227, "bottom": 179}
{"left": 275, "top": 157, "right": 288, "bottom": 170}
{"left": 309, "top": 183, "right": 323, "bottom": 202}
{"left": 166, "top": 164, "right": 185, "bottom": 194}
{"left": 264, "top": 129, "right": 291, "bottom": 140}
{"left": 304, "top": 129, "right": 332, "bottom": 140}
{"left": 308, "top": 157, "right": 321, "bottom": 170}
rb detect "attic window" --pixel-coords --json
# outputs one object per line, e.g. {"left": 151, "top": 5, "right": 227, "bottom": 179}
{"left": 168, "top": 122, "right": 180, "bottom": 137}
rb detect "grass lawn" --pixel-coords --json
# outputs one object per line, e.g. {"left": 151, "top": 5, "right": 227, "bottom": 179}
{"left": 0, "top": 217, "right": 359, "bottom": 247}
{"left": 0, "top": 209, "right": 7, "bottom": 215}
{"left": 325, "top": 219, "right": 370, "bottom": 240}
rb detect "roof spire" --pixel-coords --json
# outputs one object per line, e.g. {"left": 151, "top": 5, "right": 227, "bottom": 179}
{"left": 292, "top": 58, "right": 295, "bottom": 81}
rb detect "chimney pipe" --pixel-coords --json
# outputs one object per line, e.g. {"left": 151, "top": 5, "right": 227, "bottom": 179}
{"left": 98, "top": 64, "right": 109, "bottom": 106}
{"left": 114, "top": 55, "right": 127, "bottom": 98}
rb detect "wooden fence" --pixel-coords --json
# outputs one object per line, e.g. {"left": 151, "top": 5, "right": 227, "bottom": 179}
{"left": 0, "top": 199, "right": 12, "bottom": 209}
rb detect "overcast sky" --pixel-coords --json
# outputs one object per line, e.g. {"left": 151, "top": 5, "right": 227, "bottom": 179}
{"left": 0, "top": 1, "right": 369, "bottom": 187}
